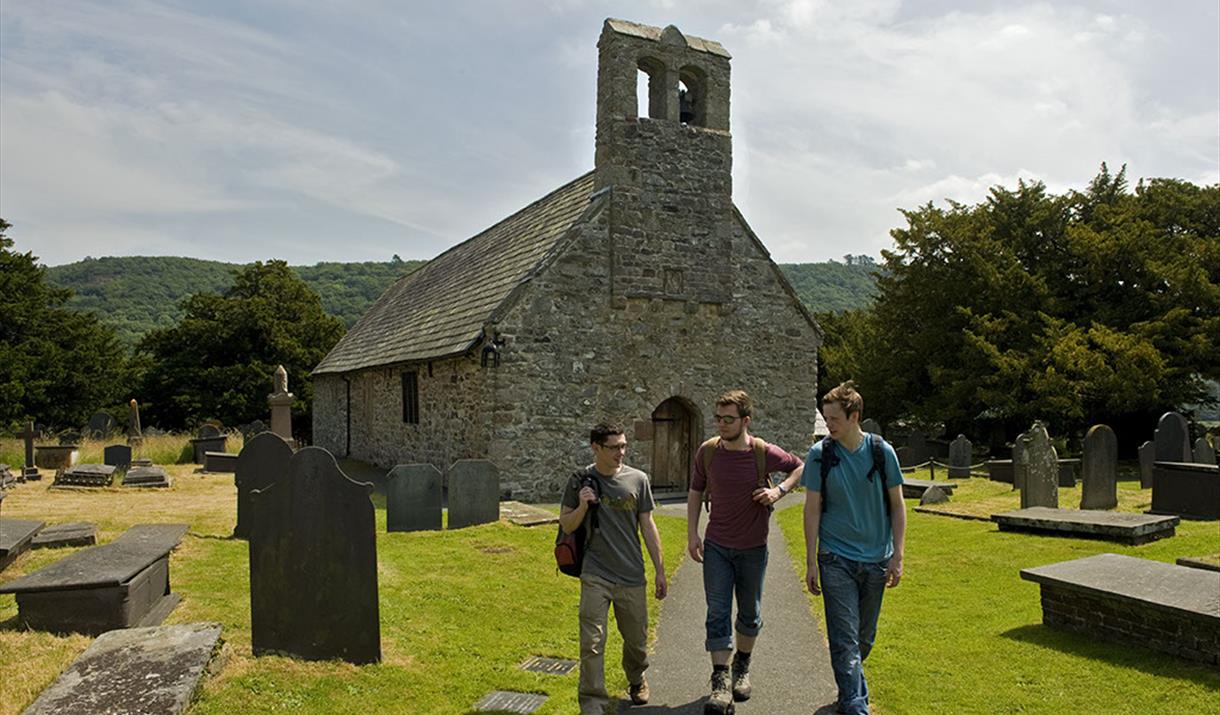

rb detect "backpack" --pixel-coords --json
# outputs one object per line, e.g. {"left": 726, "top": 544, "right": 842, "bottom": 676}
{"left": 698, "top": 436, "right": 771, "bottom": 512}
{"left": 818, "top": 434, "right": 891, "bottom": 518}
{"left": 555, "top": 470, "right": 598, "bottom": 577}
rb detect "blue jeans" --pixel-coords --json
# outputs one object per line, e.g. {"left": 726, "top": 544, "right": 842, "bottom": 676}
{"left": 702, "top": 539, "right": 768, "bottom": 652}
{"left": 818, "top": 551, "right": 889, "bottom": 715}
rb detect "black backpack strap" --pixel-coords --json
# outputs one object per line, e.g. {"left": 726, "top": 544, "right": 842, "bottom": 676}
{"left": 819, "top": 436, "right": 836, "bottom": 513}
{"left": 869, "top": 436, "right": 892, "bottom": 520}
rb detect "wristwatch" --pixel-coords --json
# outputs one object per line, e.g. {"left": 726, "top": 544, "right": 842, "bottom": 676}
{"left": 777, "top": 483, "right": 789, "bottom": 497}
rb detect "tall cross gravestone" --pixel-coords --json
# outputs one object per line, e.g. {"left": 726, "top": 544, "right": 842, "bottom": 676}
{"left": 268, "top": 365, "right": 294, "bottom": 441}
{"left": 1080, "top": 424, "right": 1118, "bottom": 510}
{"left": 448, "top": 460, "right": 500, "bottom": 529}
{"left": 19, "top": 421, "right": 40, "bottom": 481}
{"left": 386, "top": 464, "right": 443, "bottom": 533}
{"left": 1153, "top": 412, "right": 1190, "bottom": 464}
{"left": 1138, "top": 440, "right": 1155, "bottom": 489}
{"left": 233, "top": 432, "right": 293, "bottom": 540}
{"left": 1019, "top": 423, "right": 1058, "bottom": 509}
{"left": 948, "top": 435, "right": 972, "bottom": 478}
{"left": 249, "top": 447, "right": 380, "bottom": 664}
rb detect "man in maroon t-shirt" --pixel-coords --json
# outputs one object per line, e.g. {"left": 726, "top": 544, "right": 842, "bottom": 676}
{"left": 687, "top": 390, "right": 804, "bottom": 714}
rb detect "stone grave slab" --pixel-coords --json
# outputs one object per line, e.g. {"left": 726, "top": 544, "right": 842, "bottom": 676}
{"left": 1080, "top": 424, "right": 1118, "bottom": 510}
{"left": 1154, "top": 411, "right": 1191, "bottom": 464}
{"left": 35, "top": 445, "right": 79, "bottom": 470}
{"left": 448, "top": 459, "right": 500, "bottom": 529}
{"left": 1194, "top": 437, "right": 1216, "bottom": 465}
{"left": 104, "top": 444, "right": 133, "bottom": 469}
{"left": 1138, "top": 440, "right": 1155, "bottom": 489}
{"left": 31, "top": 522, "right": 99, "bottom": 549}
{"left": 203, "top": 451, "right": 238, "bottom": 473}
{"left": 249, "top": 447, "right": 380, "bottom": 664}
{"left": 54, "top": 463, "right": 117, "bottom": 488}
{"left": 1020, "top": 553, "right": 1220, "bottom": 665}
{"left": 22, "top": 621, "right": 224, "bottom": 715}
{"left": 900, "top": 479, "right": 959, "bottom": 500}
{"left": 0, "top": 523, "right": 188, "bottom": 634}
{"left": 233, "top": 432, "right": 294, "bottom": 540}
{"left": 1150, "top": 461, "right": 1220, "bottom": 520}
{"left": 1176, "top": 556, "right": 1220, "bottom": 573}
{"left": 386, "top": 463, "right": 443, "bottom": 532}
{"left": 500, "top": 501, "right": 560, "bottom": 526}
{"left": 993, "top": 507, "right": 1178, "bottom": 545}
{"left": 1, "top": 518, "right": 46, "bottom": 570}
{"left": 132, "top": 458, "right": 153, "bottom": 467}
{"left": 123, "top": 465, "right": 171, "bottom": 488}
{"left": 518, "top": 655, "right": 578, "bottom": 675}
{"left": 473, "top": 691, "right": 548, "bottom": 714}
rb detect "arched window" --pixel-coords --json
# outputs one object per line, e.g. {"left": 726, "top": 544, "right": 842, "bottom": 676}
{"left": 678, "top": 65, "right": 708, "bottom": 126}
{"left": 637, "top": 56, "right": 667, "bottom": 119}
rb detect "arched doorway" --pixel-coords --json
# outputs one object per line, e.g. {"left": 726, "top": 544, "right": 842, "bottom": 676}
{"left": 651, "top": 397, "right": 701, "bottom": 493}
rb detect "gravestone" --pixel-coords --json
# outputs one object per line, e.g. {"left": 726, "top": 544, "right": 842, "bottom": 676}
{"left": 268, "top": 364, "right": 294, "bottom": 440}
{"left": 907, "top": 429, "right": 929, "bottom": 465}
{"left": 1194, "top": 437, "right": 1216, "bottom": 465}
{"left": 233, "top": 432, "right": 294, "bottom": 540}
{"left": 123, "top": 465, "right": 171, "bottom": 488}
{"left": 895, "top": 446, "right": 915, "bottom": 469}
{"left": 59, "top": 431, "right": 82, "bottom": 446}
{"left": 87, "top": 412, "right": 115, "bottom": 438}
{"left": 1154, "top": 411, "right": 1191, "bottom": 464}
{"left": 204, "top": 451, "right": 238, "bottom": 473}
{"left": 1150, "top": 462, "right": 1220, "bottom": 520}
{"left": 239, "top": 420, "right": 268, "bottom": 442}
{"left": 1012, "top": 430, "right": 1030, "bottom": 492}
{"left": 31, "top": 522, "right": 98, "bottom": 549}
{"left": 948, "top": 435, "right": 972, "bottom": 478}
{"left": 19, "top": 420, "right": 40, "bottom": 480}
{"left": 104, "top": 444, "right": 133, "bottom": 469}
{"left": 1080, "top": 424, "right": 1118, "bottom": 510}
{"left": 249, "top": 447, "right": 380, "bottom": 664}
{"left": 386, "top": 464, "right": 443, "bottom": 532}
{"left": 191, "top": 425, "right": 227, "bottom": 464}
{"left": 21, "top": 622, "right": 224, "bottom": 715}
{"left": 128, "top": 398, "right": 144, "bottom": 445}
{"left": 1019, "top": 423, "right": 1058, "bottom": 509}
{"left": 860, "top": 418, "right": 883, "bottom": 436}
{"left": 448, "top": 460, "right": 500, "bottom": 529}
{"left": 1, "top": 518, "right": 46, "bottom": 570}
{"left": 995, "top": 508, "right": 1178, "bottom": 545}
{"left": 1138, "top": 440, "right": 1155, "bottom": 489}
{"left": 54, "top": 463, "right": 117, "bottom": 488}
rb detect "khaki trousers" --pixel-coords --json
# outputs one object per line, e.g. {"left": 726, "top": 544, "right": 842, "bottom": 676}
{"left": 578, "top": 573, "right": 649, "bottom": 715}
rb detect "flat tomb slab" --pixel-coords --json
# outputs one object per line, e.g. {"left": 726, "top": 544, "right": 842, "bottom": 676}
{"left": 31, "top": 522, "right": 99, "bottom": 549}
{"left": 123, "top": 465, "right": 171, "bottom": 488}
{"left": 203, "top": 451, "right": 238, "bottom": 473}
{"left": 1150, "top": 461, "right": 1220, "bottom": 521}
{"left": 1, "top": 518, "right": 46, "bottom": 570}
{"left": 992, "top": 507, "right": 1178, "bottom": 545}
{"left": 499, "top": 501, "right": 559, "bottom": 526}
{"left": 22, "top": 622, "right": 224, "bottom": 715}
{"left": 1020, "top": 553, "right": 1220, "bottom": 665}
{"left": 901, "top": 479, "right": 959, "bottom": 499}
{"left": 55, "top": 463, "right": 117, "bottom": 487}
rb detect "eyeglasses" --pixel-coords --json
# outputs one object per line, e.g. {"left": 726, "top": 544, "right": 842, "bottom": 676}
{"left": 713, "top": 415, "right": 740, "bottom": 424}
{"left": 598, "top": 442, "right": 628, "bottom": 452}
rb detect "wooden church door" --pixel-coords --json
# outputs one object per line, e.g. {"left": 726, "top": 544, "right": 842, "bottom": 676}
{"left": 651, "top": 397, "right": 699, "bottom": 492}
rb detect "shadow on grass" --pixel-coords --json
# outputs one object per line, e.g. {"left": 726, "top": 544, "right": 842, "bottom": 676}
{"left": 1000, "top": 623, "right": 1220, "bottom": 687}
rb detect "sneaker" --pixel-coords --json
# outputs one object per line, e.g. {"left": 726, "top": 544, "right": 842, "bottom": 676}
{"left": 628, "top": 678, "right": 650, "bottom": 705}
{"left": 704, "top": 668, "right": 734, "bottom": 714}
{"left": 730, "top": 652, "right": 752, "bottom": 701}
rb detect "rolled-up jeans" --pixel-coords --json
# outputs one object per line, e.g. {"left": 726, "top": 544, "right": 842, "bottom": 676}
{"left": 818, "top": 550, "right": 889, "bottom": 715}
{"left": 702, "top": 538, "right": 768, "bottom": 652}
{"left": 578, "top": 573, "right": 648, "bottom": 715}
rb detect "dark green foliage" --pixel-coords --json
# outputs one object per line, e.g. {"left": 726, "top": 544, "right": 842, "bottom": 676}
{"left": 780, "top": 261, "right": 880, "bottom": 313}
{"left": 0, "top": 220, "right": 132, "bottom": 431}
{"left": 294, "top": 260, "right": 424, "bottom": 327}
{"left": 830, "top": 165, "right": 1219, "bottom": 446}
{"left": 136, "top": 261, "right": 346, "bottom": 432}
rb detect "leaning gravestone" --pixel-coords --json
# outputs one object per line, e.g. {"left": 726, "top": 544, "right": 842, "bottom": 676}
{"left": 860, "top": 418, "right": 883, "bottom": 436}
{"left": 948, "top": 435, "right": 972, "bottom": 478}
{"left": 447, "top": 460, "right": 500, "bottom": 529}
{"left": 1080, "top": 424, "right": 1118, "bottom": 510}
{"left": 1138, "top": 440, "right": 1155, "bottom": 489}
{"left": 87, "top": 412, "right": 115, "bottom": 439}
{"left": 1020, "top": 423, "right": 1059, "bottom": 509}
{"left": 1154, "top": 412, "right": 1191, "bottom": 464}
{"left": 249, "top": 447, "right": 380, "bottom": 664}
{"left": 387, "top": 464, "right": 443, "bottom": 533}
{"left": 1193, "top": 437, "right": 1215, "bottom": 465}
{"left": 104, "top": 444, "right": 133, "bottom": 469}
{"left": 233, "top": 432, "right": 294, "bottom": 540}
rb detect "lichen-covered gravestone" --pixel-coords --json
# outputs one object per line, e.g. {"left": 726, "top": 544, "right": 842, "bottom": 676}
{"left": 1080, "top": 424, "right": 1118, "bottom": 510}
{"left": 1019, "top": 423, "right": 1058, "bottom": 509}
{"left": 386, "top": 464, "right": 443, "bottom": 533}
{"left": 448, "top": 460, "right": 500, "bottom": 529}
{"left": 948, "top": 435, "right": 972, "bottom": 478}
{"left": 1138, "top": 440, "right": 1155, "bottom": 489}
{"left": 1153, "top": 412, "right": 1190, "bottom": 464}
{"left": 233, "top": 432, "right": 293, "bottom": 540}
{"left": 249, "top": 447, "right": 380, "bottom": 664}
{"left": 1193, "top": 437, "right": 1215, "bottom": 465}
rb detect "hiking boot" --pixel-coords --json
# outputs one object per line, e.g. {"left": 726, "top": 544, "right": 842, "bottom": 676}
{"left": 730, "top": 652, "right": 752, "bottom": 701}
{"left": 704, "top": 667, "right": 734, "bottom": 714}
{"left": 628, "top": 678, "right": 650, "bottom": 705}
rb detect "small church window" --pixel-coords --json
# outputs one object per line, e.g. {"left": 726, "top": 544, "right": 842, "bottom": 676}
{"left": 402, "top": 371, "right": 419, "bottom": 424}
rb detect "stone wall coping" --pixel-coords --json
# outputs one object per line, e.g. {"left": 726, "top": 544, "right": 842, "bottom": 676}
{"left": 1020, "top": 553, "right": 1220, "bottom": 624}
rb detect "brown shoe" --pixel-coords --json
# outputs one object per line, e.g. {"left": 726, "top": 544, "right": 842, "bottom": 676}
{"left": 629, "top": 678, "right": 650, "bottom": 705}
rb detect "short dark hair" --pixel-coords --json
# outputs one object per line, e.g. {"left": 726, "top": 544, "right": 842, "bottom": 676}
{"left": 715, "top": 389, "right": 753, "bottom": 418}
{"left": 589, "top": 422, "right": 625, "bottom": 445}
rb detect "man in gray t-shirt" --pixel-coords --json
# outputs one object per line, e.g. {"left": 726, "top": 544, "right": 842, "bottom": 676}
{"left": 560, "top": 423, "right": 667, "bottom": 714}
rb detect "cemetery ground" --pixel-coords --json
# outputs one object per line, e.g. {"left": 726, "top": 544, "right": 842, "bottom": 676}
{"left": 0, "top": 449, "right": 1216, "bottom": 714}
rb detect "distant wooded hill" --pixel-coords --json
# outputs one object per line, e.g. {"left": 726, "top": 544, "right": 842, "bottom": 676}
{"left": 46, "top": 256, "right": 878, "bottom": 348}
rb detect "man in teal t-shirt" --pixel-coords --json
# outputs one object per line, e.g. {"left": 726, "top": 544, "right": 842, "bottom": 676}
{"left": 802, "top": 382, "right": 906, "bottom": 715}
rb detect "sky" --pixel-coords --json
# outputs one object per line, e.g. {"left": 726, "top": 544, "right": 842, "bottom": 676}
{"left": 2, "top": 1, "right": 1217, "bottom": 267}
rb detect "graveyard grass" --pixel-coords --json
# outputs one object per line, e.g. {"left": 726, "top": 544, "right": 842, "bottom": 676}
{"left": 779, "top": 473, "right": 1220, "bottom": 715}
{"left": 0, "top": 465, "right": 686, "bottom": 715}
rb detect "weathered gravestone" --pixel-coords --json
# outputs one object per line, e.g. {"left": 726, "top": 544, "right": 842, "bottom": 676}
{"left": 0, "top": 523, "right": 187, "bottom": 634}
{"left": 19, "top": 420, "right": 41, "bottom": 480}
{"left": 1080, "top": 424, "right": 1118, "bottom": 510}
{"left": 948, "top": 435, "right": 972, "bottom": 478}
{"left": 123, "top": 465, "right": 171, "bottom": 488}
{"left": 895, "top": 446, "right": 915, "bottom": 469}
{"left": 191, "top": 425, "right": 227, "bottom": 464}
{"left": 1194, "top": 437, "right": 1216, "bottom": 465}
{"left": 21, "top": 622, "right": 225, "bottom": 715}
{"left": 907, "top": 429, "right": 929, "bottom": 466}
{"left": 249, "top": 447, "right": 380, "bottom": 664}
{"left": 59, "top": 431, "right": 82, "bottom": 446}
{"left": 448, "top": 460, "right": 500, "bottom": 529}
{"left": 128, "top": 398, "right": 144, "bottom": 446}
{"left": 268, "top": 364, "right": 294, "bottom": 440}
{"left": 1151, "top": 461, "right": 1220, "bottom": 521}
{"left": 1138, "top": 440, "right": 1155, "bottom": 489}
{"left": 31, "top": 522, "right": 99, "bottom": 549}
{"left": 54, "top": 463, "right": 117, "bottom": 488}
{"left": 105, "top": 444, "right": 133, "bottom": 469}
{"left": 1, "top": 517, "right": 46, "bottom": 570}
{"left": 87, "top": 412, "right": 115, "bottom": 439}
{"left": 239, "top": 420, "right": 268, "bottom": 441}
{"left": 1154, "top": 411, "right": 1191, "bottom": 464}
{"left": 233, "top": 432, "right": 293, "bottom": 540}
{"left": 0, "top": 464, "right": 14, "bottom": 489}
{"left": 1011, "top": 430, "right": 1030, "bottom": 491}
{"left": 386, "top": 464, "right": 443, "bottom": 533}
{"left": 860, "top": 418, "right": 883, "bottom": 436}
{"left": 1019, "top": 423, "right": 1058, "bottom": 509}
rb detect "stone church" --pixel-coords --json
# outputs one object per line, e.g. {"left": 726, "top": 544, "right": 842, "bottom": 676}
{"left": 312, "top": 19, "right": 822, "bottom": 501}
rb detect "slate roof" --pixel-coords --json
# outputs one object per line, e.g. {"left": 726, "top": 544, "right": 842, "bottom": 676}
{"left": 313, "top": 172, "right": 601, "bottom": 375}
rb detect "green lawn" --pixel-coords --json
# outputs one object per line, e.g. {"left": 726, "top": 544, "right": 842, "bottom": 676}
{"left": 777, "top": 480, "right": 1220, "bottom": 714}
